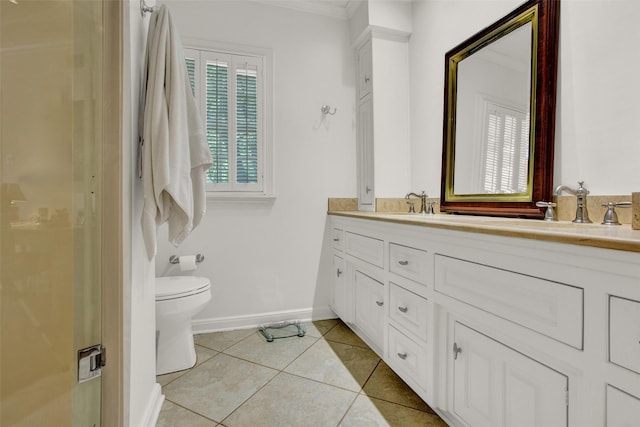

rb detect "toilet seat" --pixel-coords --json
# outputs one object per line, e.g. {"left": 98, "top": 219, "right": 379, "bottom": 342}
{"left": 155, "top": 276, "right": 211, "bottom": 301}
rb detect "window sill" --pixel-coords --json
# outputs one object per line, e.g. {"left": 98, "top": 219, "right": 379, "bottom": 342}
{"left": 206, "top": 193, "right": 276, "bottom": 204}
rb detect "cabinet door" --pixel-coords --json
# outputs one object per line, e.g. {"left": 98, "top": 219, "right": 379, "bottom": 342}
{"left": 453, "top": 322, "right": 568, "bottom": 427}
{"left": 331, "top": 255, "right": 350, "bottom": 322}
{"left": 354, "top": 270, "right": 384, "bottom": 348}
{"left": 357, "top": 96, "right": 374, "bottom": 209}
{"left": 357, "top": 39, "right": 372, "bottom": 98}
{"left": 609, "top": 296, "right": 640, "bottom": 374}
{"left": 606, "top": 385, "right": 640, "bottom": 427}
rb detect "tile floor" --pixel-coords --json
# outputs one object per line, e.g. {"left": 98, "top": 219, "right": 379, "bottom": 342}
{"left": 156, "top": 319, "right": 448, "bottom": 427}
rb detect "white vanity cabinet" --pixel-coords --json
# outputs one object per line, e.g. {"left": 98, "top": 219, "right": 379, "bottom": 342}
{"left": 327, "top": 213, "right": 640, "bottom": 427}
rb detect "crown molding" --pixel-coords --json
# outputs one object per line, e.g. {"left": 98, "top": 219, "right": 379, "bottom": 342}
{"left": 250, "top": 0, "right": 350, "bottom": 20}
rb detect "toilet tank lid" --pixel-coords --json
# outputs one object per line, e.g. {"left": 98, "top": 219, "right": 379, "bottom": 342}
{"left": 156, "top": 276, "right": 210, "bottom": 298}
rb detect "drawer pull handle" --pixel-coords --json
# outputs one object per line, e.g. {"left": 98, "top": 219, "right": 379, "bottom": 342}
{"left": 376, "top": 300, "right": 384, "bottom": 307}
{"left": 453, "top": 342, "right": 462, "bottom": 360}
{"left": 398, "top": 306, "right": 408, "bottom": 313}
{"left": 398, "top": 260, "right": 409, "bottom": 266}
{"left": 397, "top": 352, "right": 407, "bottom": 360}
{"left": 333, "top": 238, "right": 340, "bottom": 242}
{"left": 336, "top": 268, "right": 342, "bottom": 277}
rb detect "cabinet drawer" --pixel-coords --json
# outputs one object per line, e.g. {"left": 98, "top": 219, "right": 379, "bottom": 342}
{"left": 389, "top": 283, "right": 428, "bottom": 342}
{"left": 345, "top": 232, "right": 384, "bottom": 268}
{"left": 609, "top": 296, "right": 640, "bottom": 374}
{"left": 331, "top": 228, "right": 344, "bottom": 251}
{"left": 606, "top": 385, "right": 640, "bottom": 427}
{"left": 389, "top": 243, "right": 429, "bottom": 286}
{"left": 435, "top": 255, "right": 584, "bottom": 349}
{"left": 387, "top": 325, "right": 428, "bottom": 389}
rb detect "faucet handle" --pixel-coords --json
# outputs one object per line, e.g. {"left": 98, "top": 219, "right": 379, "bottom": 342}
{"left": 601, "top": 201, "right": 631, "bottom": 225}
{"left": 406, "top": 200, "right": 415, "bottom": 213}
{"left": 576, "top": 181, "right": 589, "bottom": 195}
{"left": 426, "top": 200, "right": 438, "bottom": 215}
{"left": 535, "top": 201, "right": 557, "bottom": 221}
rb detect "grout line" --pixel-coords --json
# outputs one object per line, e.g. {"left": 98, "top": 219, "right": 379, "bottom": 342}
{"left": 162, "top": 398, "right": 220, "bottom": 424}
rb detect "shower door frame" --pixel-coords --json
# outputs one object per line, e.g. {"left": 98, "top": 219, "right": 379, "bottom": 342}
{"left": 102, "top": 0, "right": 124, "bottom": 425}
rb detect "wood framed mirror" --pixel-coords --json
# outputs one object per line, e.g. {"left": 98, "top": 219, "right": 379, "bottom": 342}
{"left": 440, "top": 0, "right": 560, "bottom": 218}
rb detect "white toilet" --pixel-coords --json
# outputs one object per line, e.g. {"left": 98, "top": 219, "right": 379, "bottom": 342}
{"left": 155, "top": 276, "right": 212, "bottom": 375}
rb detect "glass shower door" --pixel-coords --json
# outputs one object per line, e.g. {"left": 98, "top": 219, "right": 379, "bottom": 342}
{"left": 0, "top": 0, "right": 103, "bottom": 425}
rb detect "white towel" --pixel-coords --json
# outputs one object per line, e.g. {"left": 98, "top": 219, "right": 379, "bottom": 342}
{"left": 141, "top": 5, "right": 212, "bottom": 259}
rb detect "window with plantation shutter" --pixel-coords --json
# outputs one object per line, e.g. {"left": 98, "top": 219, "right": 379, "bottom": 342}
{"left": 184, "top": 45, "right": 272, "bottom": 197}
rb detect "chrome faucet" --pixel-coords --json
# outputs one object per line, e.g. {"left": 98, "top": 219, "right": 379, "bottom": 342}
{"left": 405, "top": 191, "right": 429, "bottom": 214}
{"left": 554, "top": 180, "right": 592, "bottom": 223}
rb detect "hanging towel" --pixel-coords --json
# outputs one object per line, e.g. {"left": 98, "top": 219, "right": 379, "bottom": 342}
{"left": 141, "top": 5, "right": 212, "bottom": 259}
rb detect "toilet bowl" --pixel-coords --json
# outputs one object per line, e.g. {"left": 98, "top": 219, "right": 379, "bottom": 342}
{"left": 155, "top": 276, "right": 211, "bottom": 375}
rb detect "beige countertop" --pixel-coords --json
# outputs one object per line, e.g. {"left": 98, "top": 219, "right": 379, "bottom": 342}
{"left": 328, "top": 210, "right": 640, "bottom": 253}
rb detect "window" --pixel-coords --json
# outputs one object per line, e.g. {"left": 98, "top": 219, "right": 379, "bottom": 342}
{"left": 184, "top": 44, "right": 272, "bottom": 197}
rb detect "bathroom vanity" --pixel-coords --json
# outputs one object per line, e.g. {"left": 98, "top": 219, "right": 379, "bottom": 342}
{"left": 326, "top": 210, "right": 640, "bottom": 427}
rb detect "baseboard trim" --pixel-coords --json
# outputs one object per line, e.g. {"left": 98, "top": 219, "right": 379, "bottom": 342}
{"left": 142, "top": 383, "right": 164, "bottom": 427}
{"left": 192, "top": 306, "right": 337, "bottom": 334}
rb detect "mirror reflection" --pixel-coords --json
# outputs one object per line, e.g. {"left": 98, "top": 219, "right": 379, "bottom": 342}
{"left": 453, "top": 22, "right": 532, "bottom": 195}
{"left": 440, "top": 0, "right": 559, "bottom": 218}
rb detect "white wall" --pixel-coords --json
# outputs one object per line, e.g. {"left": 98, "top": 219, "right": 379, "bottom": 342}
{"left": 124, "top": 1, "right": 163, "bottom": 426}
{"left": 156, "top": 0, "right": 356, "bottom": 330}
{"left": 410, "top": 0, "right": 640, "bottom": 196}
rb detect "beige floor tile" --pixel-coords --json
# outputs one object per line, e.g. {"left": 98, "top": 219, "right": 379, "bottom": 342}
{"left": 163, "top": 353, "right": 278, "bottom": 422}
{"left": 363, "top": 361, "right": 432, "bottom": 412}
{"left": 156, "top": 400, "right": 218, "bottom": 427}
{"left": 223, "top": 372, "right": 357, "bottom": 427}
{"left": 194, "top": 329, "right": 255, "bottom": 352}
{"left": 224, "top": 331, "right": 317, "bottom": 370}
{"left": 303, "top": 318, "right": 340, "bottom": 338}
{"left": 339, "top": 395, "right": 448, "bottom": 427}
{"left": 157, "top": 345, "right": 219, "bottom": 387}
{"left": 323, "top": 322, "right": 369, "bottom": 348}
{"left": 194, "top": 344, "right": 219, "bottom": 366}
{"left": 284, "top": 339, "right": 380, "bottom": 392}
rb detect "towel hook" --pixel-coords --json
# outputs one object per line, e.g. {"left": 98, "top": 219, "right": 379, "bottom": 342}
{"left": 140, "top": 0, "right": 154, "bottom": 17}
{"left": 320, "top": 105, "right": 337, "bottom": 116}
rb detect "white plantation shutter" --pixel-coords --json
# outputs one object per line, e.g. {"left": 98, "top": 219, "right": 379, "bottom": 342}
{"left": 234, "top": 58, "right": 261, "bottom": 187}
{"left": 482, "top": 103, "right": 529, "bottom": 194}
{"left": 185, "top": 56, "right": 196, "bottom": 95}
{"left": 186, "top": 47, "right": 266, "bottom": 193}
{"left": 204, "top": 55, "right": 230, "bottom": 186}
